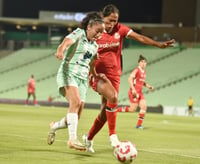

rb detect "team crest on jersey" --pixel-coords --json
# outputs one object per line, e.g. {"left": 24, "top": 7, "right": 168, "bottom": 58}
{"left": 114, "top": 32, "right": 120, "bottom": 39}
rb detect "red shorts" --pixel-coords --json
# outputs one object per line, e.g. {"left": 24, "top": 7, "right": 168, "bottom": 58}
{"left": 89, "top": 74, "right": 98, "bottom": 92}
{"left": 28, "top": 88, "right": 35, "bottom": 93}
{"left": 89, "top": 74, "right": 120, "bottom": 94}
{"left": 128, "top": 89, "right": 144, "bottom": 103}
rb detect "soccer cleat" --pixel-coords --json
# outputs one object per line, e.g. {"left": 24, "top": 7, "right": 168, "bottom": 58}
{"left": 47, "top": 122, "right": 56, "bottom": 145}
{"left": 47, "top": 131, "right": 56, "bottom": 145}
{"left": 136, "top": 125, "right": 144, "bottom": 129}
{"left": 34, "top": 104, "right": 40, "bottom": 107}
{"left": 110, "top": 134, "right": 120, "bottom": 147}
{"left": 67, "top": 139, "right": 86, "bottom": 151}
{"left": 82, "top": 134, "right": 95, "bottom": 153}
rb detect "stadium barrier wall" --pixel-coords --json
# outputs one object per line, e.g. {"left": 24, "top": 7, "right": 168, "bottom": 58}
{"left": 163, "top": 106, "right": 200, "bottom": 117}
{"left": 3, "top": 98, "right": 200, "bottom": 117}
{"left": 0, "top": 98, "right": 162, "bottom": 113}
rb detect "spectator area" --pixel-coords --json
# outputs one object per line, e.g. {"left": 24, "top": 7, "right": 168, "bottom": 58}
{"left": 0, "top": 47, "right": 200, "bottom": 107}
{"left": 118, "top": 48, "right": 200, "bottom": 107}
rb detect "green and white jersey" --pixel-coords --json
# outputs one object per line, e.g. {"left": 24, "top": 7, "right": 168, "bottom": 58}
{"left": 58, "top": 28, "right": 98, "bottom": 80}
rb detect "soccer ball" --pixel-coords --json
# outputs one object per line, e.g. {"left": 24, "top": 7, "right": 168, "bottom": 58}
{"left": 113, "top": 141, "right": 137, "bottom": 163}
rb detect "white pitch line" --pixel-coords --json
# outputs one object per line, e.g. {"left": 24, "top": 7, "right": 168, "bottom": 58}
{"left": 1, "top": 133, "right": 200, "bottom": 159}
{"left": 139, "top": 148, "right": 200, "bottom": 159}
{"left": 1, "top": 133, "right": 67, "bottom": 143}
{"left": 0, "top": 133, "right": 109, "bottom": 147}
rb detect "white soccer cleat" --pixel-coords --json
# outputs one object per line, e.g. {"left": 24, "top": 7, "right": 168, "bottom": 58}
{"left": 82, "top": 134, "right": 95, "bottom": 153}
{"left": 47, "top": 122, "right": 56, "bottom": 145}
{"left": 67, "top": 139, "right": 86, "bottom": 151}
{"left": 110, "top": 134, "right": 120, "bottom": 147}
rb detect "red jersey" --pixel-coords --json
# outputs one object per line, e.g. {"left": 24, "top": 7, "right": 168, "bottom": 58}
{"left": 95, "top": 23, "right": 132, "bottom": 77}
{"left": 27, "top": 78, "right": 35, "bottom": 93}
{"left": 131, "top": 67, "right": 146, "bottom": 93}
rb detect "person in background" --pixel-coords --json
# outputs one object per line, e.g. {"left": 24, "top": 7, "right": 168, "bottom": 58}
{"left": 25, "top": 74, "right": 37, "bottom": 105}
{"left": 47, "top": 12, "right": 105, "bottom": 151}
{"left": 48, "top": 96, "right": 53, "bottom": 103}
{"left": 187, "top": 96, "right": 194, "bottom": 116}
{"left": 117, "top": 55, "right": 154, "bottom": 129}
{"left": 83, "top": 4, "right": 175, "bottom": 153}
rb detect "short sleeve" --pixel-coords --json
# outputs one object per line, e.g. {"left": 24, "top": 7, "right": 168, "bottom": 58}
{"left": 66, "top": 28, "right": 83, "bottom": 43}
{"left": 118, "top": 23, "right": 132, "bottom": 38}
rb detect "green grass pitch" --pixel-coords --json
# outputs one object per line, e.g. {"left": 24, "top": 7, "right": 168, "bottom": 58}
{"left": 0, "top": 104, "right": 200, "bottom": 164}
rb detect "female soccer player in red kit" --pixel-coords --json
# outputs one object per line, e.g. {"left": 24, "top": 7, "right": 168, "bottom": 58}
{"left": 83, "top": 4, "right": 175, "bottom": 153}
{"left": 25, "top": 74, "right": 37, "bottom": 105}
{"left": 117, "top": 55, "right": 153, "bottom": 129}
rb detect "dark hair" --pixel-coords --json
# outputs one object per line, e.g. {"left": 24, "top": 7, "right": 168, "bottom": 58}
{"left": 138, "top": 55, "right": 147, "bottom": 63}
{"left": 81, "top": 12, "right": 104, "bottom": 31}
{"left": 102, "top": 4, "right": 119, "bottom": 17}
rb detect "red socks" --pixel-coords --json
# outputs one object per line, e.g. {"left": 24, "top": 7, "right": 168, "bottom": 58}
{"left": 117, "top": 106, "right": 129, "bottom": 112}
{"left": 34, "top": 100, "right": 37, "bottom": 105}
{"left": 105, "top": 102, "right": 117, "bottom": 136}
{"left": 137, "top": 113, "right": 145, "bottom": 126}
{"left": 87, "top": 114, "right": 106, "bottom": 140}
{"left": 25, "top": 99, "right": 37, "bottom": 105}
{"left": 106, "top": 109, "right": 117, "bottom": 136}
{"left": 87, "top": 102, "right": 117, "bottom": 140}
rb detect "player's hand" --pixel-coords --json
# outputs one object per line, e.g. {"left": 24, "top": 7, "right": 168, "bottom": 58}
{"left": 132, "top": 92, "right": 137, "bottom": 98}
{"left": 149, "top": 86, "right": 154, "bottom": 91}
{"left": 133, "top": 93, "right": 139, "bottom": 99}
{"left": 97, "top": 73, "right": 107, "bottom": 81}
{"left": 160, "top": 39, "right": 175, "bottom": 48}
{"left": 131, "top": 89, "right": 138, "bottom": 98}
{"left": 55, "top": 52, "right": 64, "bottom": 60}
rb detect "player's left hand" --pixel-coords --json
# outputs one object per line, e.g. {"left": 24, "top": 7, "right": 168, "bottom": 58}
{"left": 96, "top": 73, "right": 107, "bottom": 81}
{"left": 55, "top": 52, "right": 64, "bottom": 60}
{"left": 160, "top": 39, "right": 175, "bottom": 48}
{"left": 149, "top": 86, "right": 154, "bottom": 91}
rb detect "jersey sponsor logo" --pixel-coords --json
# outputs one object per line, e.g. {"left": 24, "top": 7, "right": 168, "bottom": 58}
{"left": 139, "top": 78, "right": 145, "bottom": 82}
{"left": 98, "top": 42, "right": 120, "bottom": 48}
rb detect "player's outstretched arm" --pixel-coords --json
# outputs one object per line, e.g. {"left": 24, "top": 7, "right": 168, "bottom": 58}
{"left": 127, "top": 31, "right": 175, "bottom": 48}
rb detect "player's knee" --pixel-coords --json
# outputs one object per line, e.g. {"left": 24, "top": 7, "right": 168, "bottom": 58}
{"left": 140, "top": 104, "right": 147, "bottom": 111}
{"left": 129, "top": 107, "right": 137, "bottom": 112}
{"left": 71, "top": 99, "right": 82, "bottom": 110}
{"left": 109, "top": 90, "right": 118, "bottom": 104}
{"left": 140, "top": 109, "right": 146, "bottom": 114}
